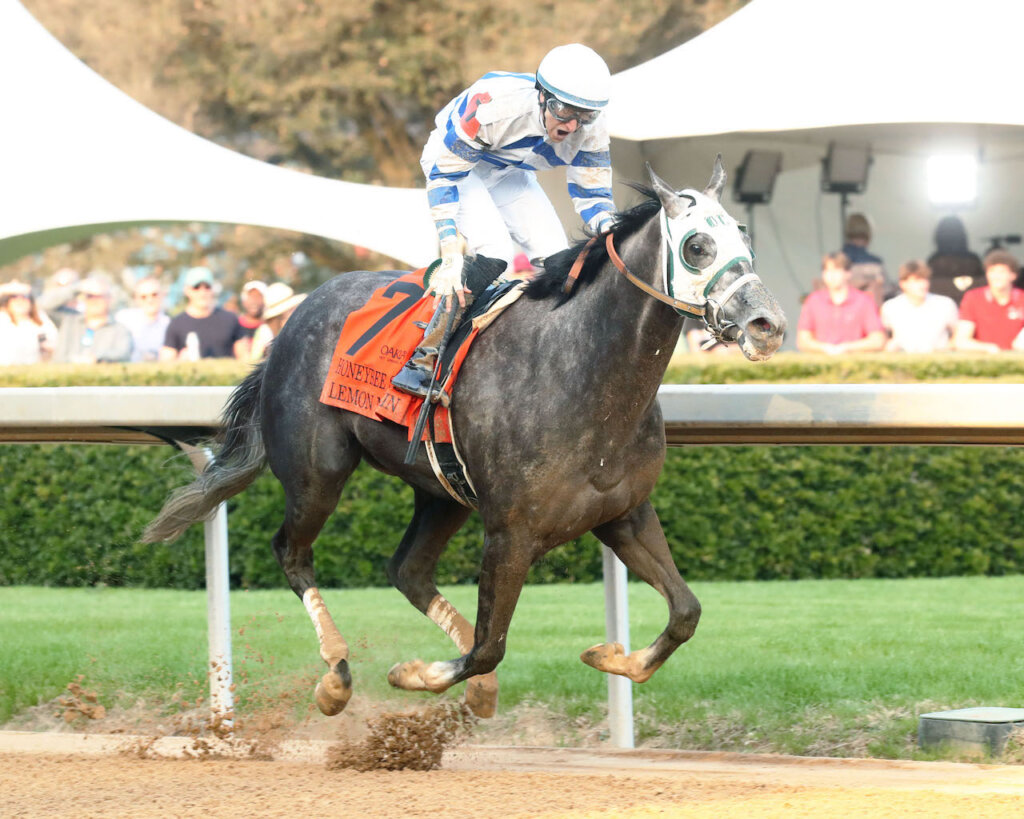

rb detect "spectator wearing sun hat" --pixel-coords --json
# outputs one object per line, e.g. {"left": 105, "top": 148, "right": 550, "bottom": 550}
{"left": 160, "top": 267, "right": 247, "bottom": 360}
{"left": 0, "top": 280, "right": 59, "bottom": 365}
{"left": 54, "top": 276, "right": 133, "bottom": 363}
{"left": 249, "top": 282, "right": 307, "bottom": 361}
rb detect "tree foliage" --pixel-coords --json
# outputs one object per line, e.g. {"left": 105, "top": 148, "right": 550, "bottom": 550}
{"left": 11, "top": 1, "right": 745, "bottom": 289}
{"left": 23, "top": 0, "right": 746, "bottom": 185}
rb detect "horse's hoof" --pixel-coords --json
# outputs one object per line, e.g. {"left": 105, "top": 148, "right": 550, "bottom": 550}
{"left": 387, "top": 659, "right": 430, "bottom": 691}
{"left": 387, "top": 659, "right": 454, "bottom": 693}
{"left": 580, "top": 643, "right": 659, "bottom": 683}
{"left": 581, "top": 641, "right": 627, "bottom": 673}
{"left": 314, "top": 660, "right": 352, "bottom": 716}
{"left": 464, "top": 672, "right": 498, "bottom": 718}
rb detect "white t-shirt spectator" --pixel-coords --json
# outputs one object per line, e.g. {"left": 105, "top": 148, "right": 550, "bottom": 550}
{"left": 0, "top": 311, "right": 58, "bottom": 365}
{"left": 880, "top": 292, "right": 958, "bottom": 352}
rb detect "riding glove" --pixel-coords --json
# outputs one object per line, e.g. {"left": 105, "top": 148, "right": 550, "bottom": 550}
{"left": 429, "top": 240, "right": 466, "bottom": 305}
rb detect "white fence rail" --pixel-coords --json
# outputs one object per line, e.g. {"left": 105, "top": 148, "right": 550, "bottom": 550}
{"left": 3, "top": 384, "right": 1024, "bottom": 745}
{"left": 6, "top": 383, "right": 1024, "bottom": 445}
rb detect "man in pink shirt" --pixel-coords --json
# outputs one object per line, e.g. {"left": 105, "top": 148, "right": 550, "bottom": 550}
{"left": 797, "top": 252, "right": 885, "bottom": 354}
{"left": 953, "top": 249, "right": 1024, "bottom": 352}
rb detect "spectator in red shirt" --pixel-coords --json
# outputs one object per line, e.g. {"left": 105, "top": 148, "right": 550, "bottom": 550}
{"left": 797, "top": 252, "right": 885, "bottom": 354}
{"left": 954, "top": 249, "right": 1024, "bottom": 352}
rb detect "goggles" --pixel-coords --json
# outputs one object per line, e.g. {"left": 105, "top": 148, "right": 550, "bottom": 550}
{"left": 544, "top": 96, "right": 600, "bottom": 126}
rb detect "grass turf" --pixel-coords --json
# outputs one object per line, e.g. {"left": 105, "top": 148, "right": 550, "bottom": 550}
{"left": 1, "top": 576, "right": 1022, "bottom": 758}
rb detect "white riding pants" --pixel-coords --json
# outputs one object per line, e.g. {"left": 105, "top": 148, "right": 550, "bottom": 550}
{"left": 421, "top": 138, "right": 569, "bottom": 266}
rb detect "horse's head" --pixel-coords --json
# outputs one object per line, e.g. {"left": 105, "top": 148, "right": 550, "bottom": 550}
{"left": 647, "top": 158, "right": 787, "bottom": 361}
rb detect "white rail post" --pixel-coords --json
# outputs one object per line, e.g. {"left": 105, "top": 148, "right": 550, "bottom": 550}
{"left": 602, "top": 545, "right": 634, "bottom": 748}
{"left": 183, "top": 445, "right": 234, "bottom": 723}
{"left": 203, "top": 495, "right": 234, "bottom": 721}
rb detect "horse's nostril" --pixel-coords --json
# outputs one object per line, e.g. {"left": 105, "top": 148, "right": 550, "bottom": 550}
{"left": 749, "top": 317, "right": 772, "bottom": 335}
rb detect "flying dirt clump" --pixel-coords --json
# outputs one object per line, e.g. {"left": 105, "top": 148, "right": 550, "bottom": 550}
{"left": 325, "top": 701, "right": 474, "bottom": 772}
{"left": 57, "top": 677, "right": 107, "bottom": 723}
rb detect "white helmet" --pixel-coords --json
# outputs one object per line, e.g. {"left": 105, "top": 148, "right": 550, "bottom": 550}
{"left": 536, "top": 44, "right": 611, "bottom": 110}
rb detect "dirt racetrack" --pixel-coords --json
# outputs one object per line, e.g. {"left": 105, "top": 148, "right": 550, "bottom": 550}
{"left": 3, "top": 733, "right": 1024, "bottom": 818}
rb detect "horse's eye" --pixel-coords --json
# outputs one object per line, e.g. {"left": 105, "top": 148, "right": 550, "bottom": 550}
{"left": 681, "top": 232, "right": 716, "bottom": 270}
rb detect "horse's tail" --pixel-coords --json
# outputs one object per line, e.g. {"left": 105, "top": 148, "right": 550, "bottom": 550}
{"left": 142, "top": 362, "right": 268, "bottom": 543}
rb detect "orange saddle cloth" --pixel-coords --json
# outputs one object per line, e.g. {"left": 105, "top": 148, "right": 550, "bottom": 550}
{"left": 318, "top": 269, "right": 477, "bottom": 443}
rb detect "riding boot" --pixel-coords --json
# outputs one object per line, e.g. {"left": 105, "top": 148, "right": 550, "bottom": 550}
{"left": 391, "top": 302, "right": 465, "bottom": 398}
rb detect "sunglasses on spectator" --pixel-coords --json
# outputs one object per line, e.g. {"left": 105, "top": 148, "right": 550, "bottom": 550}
{"left": 544, "top": 97, "right": 600, "bottom": 125}
{"left": 190, "top": 282, "right": 213, "bottom": 290}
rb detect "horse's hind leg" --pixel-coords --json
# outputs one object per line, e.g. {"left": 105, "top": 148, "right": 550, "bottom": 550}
{"left": 385, "top": 491, "right": 499, "bottom": 717}
{"left": 584, "top": 500, "right": 701, "bottom": 683}
{"left": 388, "top": 528, "right": 535, "bottom": 699}
{"left": 271, "top": 437, "right": 361, "bottom": 717}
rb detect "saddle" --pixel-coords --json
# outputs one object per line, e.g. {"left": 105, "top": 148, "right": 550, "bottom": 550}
{"left": 319, "top": 265, "right": 524, "bottom": 507}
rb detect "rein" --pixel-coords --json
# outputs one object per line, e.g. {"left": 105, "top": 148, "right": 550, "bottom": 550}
{"left": 563, "top": 235, "right": 703, "bottom": 316}
{"left": 603, "top": 233, "right": 705, "bottom": 318}
{"left": 562, "top": 229, "right": 759, "bottom": 344}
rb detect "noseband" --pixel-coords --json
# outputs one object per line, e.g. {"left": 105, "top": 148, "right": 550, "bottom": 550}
{"left": 563, "top": 233, "right": 760, "bottom": 344}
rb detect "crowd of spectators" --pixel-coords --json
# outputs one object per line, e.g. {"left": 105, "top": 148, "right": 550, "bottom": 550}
{"left": 6, "top": 214, "right": 1024, "bottom": 364}
{"left": 792, "top": 212, "right": 1024, "bottom": 354}
{"left": 0, "top": 265, "right": 307, "bottom": 366}
{"left": 684, "top": 211, "right": 1024, "bottom": 355}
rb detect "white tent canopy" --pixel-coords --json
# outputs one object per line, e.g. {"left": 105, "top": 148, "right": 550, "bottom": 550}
{"left": 0, "top": 1, "right": 438, "bottom": 269}
{"left": 574, "top": 0, "right": 1024, "bottom": 347}
{"left": 607, "top": 0, "right": 1024, "bottom": 142}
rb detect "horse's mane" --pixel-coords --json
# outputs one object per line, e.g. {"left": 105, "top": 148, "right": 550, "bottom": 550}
{"left": 525, "top": 185, "right": 661, "bottom": 306}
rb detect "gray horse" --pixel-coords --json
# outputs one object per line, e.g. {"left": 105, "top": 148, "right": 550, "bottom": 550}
{"left": 144, "top": 159, "right": 786, "bottom": 719}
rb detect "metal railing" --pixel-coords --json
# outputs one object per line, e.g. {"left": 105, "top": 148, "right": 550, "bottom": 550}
{"left": 6, "top": 383, "right": 1024, "bottom": 446}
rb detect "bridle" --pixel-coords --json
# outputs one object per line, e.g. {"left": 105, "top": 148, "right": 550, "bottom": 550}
{"left": 563, "top": 231, "right": 761, "bottom": 345}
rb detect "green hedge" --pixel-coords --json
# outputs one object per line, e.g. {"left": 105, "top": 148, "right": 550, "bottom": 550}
{"left": 4, "top": 351, "right": 1024, "bottom": 388}
{"left": 2, "top": 355, "right": 1023, "bottom": 588}
{"left": 1, "top": 442, "right": 1022, "bottom": 589}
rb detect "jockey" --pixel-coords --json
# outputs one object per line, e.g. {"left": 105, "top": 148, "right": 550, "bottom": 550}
{"left": 392, "top": 43, "right": 615, "bottom": 397}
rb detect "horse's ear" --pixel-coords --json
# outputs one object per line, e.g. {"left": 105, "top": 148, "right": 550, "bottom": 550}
{"left": 704, "top": 154, "right": 727, "bottom": 202}
{"left": 646, "top": 162, "right": 685, "bottom": 220}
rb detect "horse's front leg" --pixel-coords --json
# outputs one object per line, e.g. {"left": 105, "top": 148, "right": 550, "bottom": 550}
{"left": 584, "top": 500, "right": 701, "bottom": 683}
{"left": 388, "top": 528, "right": 533, "bottom": 699}
{"left": 386, "top": 492, "right": 499, "bottom": 717}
